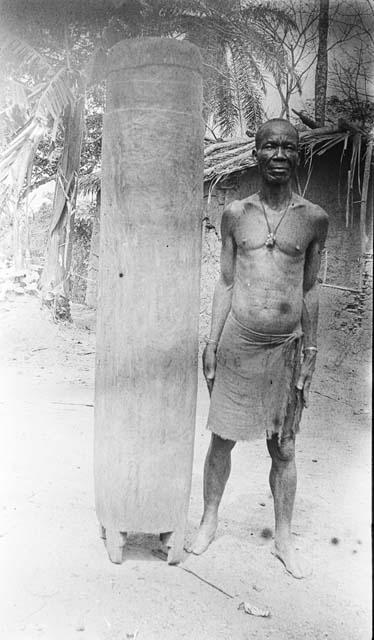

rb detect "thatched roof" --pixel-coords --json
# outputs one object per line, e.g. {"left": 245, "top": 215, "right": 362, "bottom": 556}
{"left": 204, "top": 138, "right": 256, "bottom": 183}
{"left": 204, "top": 128, "right": 361, "bottom": 184}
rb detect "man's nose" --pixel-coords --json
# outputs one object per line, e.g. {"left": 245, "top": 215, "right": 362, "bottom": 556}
{"left": 273, "top": 146, "right": 286, "bottom": 159}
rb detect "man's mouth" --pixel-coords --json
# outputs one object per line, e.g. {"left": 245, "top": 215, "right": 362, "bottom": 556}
{"left": 269, "top": 166, "right": 289, "bottom": 174}
{"left": 270, "top": 167, "right": 288, "bottom": 176}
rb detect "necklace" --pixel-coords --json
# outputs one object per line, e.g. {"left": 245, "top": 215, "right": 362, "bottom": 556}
{"left": 258, "top": 194, "right": 292, "bottom": 249}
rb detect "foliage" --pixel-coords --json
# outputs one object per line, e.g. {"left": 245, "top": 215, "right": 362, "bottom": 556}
{"left": 0, "top": 35, "right": 80, "bottom": 192}
{"left": 26, "top": 85, "right": 104, "bottom": 194}
{"left": 80, "top": 85, "right": 104, "bottom": 176}
{"left": 0, "top": 0, "right": 292, "bottom": 185}
{"left": 71, "top": 203, "right": 95, "bottom": 304}
{"left": 255, "top": 0, "right": 318, "bottom": 119}
{"left": 327, "top": 96, "right": 374, "bottom": 130}
{"left": 328, "top": 36, "right": 374, "bottom": 131}
{"left": 303, "top": 94, "right": 374, "bottom": 132}
{"left": 28, "top": 200, "right": 52, "bottom": 263}
{"left": 96, "top": 0, "right": 291, "bottom": 136}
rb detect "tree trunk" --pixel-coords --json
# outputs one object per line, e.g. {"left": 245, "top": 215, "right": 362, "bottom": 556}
{"left": 40, "top": 95, "right": 85, "bottom": 321}
{"left": 314, "top": 0, "right": 329, "bottom": 126}
{"left": 85, "top": 190, "right": 101, "bottom": 308}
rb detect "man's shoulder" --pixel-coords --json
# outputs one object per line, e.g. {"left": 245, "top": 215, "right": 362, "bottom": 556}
{"left": 224, "top": 194, "right": 258, "bottom": 217}
{"left": 293, "top": 193, "right": 329, "bottom": 223}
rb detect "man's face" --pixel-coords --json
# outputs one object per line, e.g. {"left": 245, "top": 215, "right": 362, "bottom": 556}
{"left": 253, "top": 122, "right": 299, "bottom": 185}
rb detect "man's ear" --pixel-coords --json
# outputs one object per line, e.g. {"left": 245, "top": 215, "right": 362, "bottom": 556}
{"left": 252, "top": 148, "right": 258, "bottom": 160}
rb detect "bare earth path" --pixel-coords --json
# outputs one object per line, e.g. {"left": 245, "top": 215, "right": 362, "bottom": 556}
{"left": 0, "top": 293, "right": 371, "bottom": 640}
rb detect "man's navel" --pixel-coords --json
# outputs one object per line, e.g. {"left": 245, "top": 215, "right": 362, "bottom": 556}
{"left": 279, "top": 302, "right": 292, "bottom": 314}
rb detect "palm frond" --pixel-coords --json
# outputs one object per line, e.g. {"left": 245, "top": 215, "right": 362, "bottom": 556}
{"left": 212, "top": 55, "right": 238, "bottom": 138}
{"left": 0, "top": 112, "right": 13, "bottom": 148}
{"left": 3, "top": 78, "right": 30, "bottom": 112}
{"left": 0, "top": 78, "right": 31, "bottom": 145}
{"left": 0, "top": 117, "right": 45, "bottom": 185}
{"left": 229, "top": 39, "right": 266, "bottom": 92}
{"left": 0, "top": 67, "right": 75, "bottom": 187}
{"left": 79, "top": 169, "right": 101, "bottom": 198}
{"left": 35, "top": 68, "right": 74, "bottom": 123}
{"left": 240, "top": 88, "right": 264, "bottom": 132}
{"left": 0, "top": 106, "right": 22, "bottom": 147}
{"left": 0, "top": 33, "right": 52, "bottom": 77}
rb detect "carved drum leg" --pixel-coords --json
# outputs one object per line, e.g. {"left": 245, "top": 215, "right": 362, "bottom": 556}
{"left": 105, "top": 530, "right": 127, "bottom": 565}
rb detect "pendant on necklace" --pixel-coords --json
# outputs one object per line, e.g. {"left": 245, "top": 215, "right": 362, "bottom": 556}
{"left": 265, "top": 233, "right": 276, "bottom": 248}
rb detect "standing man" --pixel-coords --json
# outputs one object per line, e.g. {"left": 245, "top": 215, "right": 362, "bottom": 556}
{"left": 190, "top": 119, "right": 328, "bottom": 579}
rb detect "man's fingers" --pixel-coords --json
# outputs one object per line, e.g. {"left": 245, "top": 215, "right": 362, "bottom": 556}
{"left": 204, "top": 368, "right": 215, "bottom": 396}
{"left": 303, "top": 388, "right": 309, "bottom": 408}
{"left": 296, "top": 374, "right": 311, "bottom": 407}
{"left": 204, "top": 367, "right": 215, "bottom": 381}
{"left": 206, "top": 377, "right": 214, "bottom": 396}
{"left": 296, "top": 375, "right": 305, "bottom": 391}
{"left": 202, "top": 347, "right": 216, "bottom": 396}
{"left": 302, "top": 378, "right": 312, "bottom": 408}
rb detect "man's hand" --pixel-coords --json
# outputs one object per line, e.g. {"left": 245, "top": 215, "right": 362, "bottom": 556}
{"left": 202, "top": 343, "right": 217, "bottom": 396}
{"left": 296, "top": 351, "right": 317, "bottom": 408}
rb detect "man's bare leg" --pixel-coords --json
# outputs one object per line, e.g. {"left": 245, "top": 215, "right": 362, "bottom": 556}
{"left": 189, "top": 433, "right": 236, "bottom": 555}
{"left": 267, "top": 433, "right": 311, "bottom": 579}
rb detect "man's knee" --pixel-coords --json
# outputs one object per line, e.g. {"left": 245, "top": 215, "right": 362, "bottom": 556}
{"left": 268, "top": 434, "right": 295, "bottom": 463}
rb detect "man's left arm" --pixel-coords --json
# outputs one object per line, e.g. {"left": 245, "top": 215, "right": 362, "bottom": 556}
{"left": 297, "top": 210, "right": 329, "bottom": 407}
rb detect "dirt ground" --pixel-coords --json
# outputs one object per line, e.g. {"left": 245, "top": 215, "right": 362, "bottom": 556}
{"left": 0, "top": 290, "right": 371, "bottom": 640}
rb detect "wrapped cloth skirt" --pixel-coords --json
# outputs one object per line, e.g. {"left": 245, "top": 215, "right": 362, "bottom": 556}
{"left": 207, "top": 312, "right": 304, "bottom": 442}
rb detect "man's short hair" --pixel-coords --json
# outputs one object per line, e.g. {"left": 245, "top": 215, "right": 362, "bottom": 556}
{"left": 255, "top": 119, "right": 299, "bottom": 149}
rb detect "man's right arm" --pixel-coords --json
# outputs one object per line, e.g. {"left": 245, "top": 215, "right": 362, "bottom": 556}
{"left": 203, "top": 205, "right": 237, "bottom": 394}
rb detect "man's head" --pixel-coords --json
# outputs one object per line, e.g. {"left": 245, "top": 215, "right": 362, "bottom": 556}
{"left": 253, "top": 119, "right": 299, "bottom": 185}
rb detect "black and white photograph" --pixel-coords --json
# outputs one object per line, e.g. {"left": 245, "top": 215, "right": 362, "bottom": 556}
{"left": 0, "top": 1, "right": 372, "bottom": 638}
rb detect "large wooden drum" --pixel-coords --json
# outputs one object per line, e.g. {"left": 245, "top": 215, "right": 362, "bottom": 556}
{"left": 94, "top": 38, "right": 204, "bottom": 564}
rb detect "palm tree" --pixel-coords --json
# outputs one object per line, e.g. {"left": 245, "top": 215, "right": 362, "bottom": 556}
{"left": 0, "top": 25, "right": 105, "bottom": 318}
{"left": 180, "top": 1, "right": 290, "bottom": 136}
{"left": 39, "top": 88, "right": 86, "bottom": 320}
{"left": 0, "top": 37, "right": 74, "bottom": 273}
{"left": 101, "top": 0, "right": 290, "bottom": 136}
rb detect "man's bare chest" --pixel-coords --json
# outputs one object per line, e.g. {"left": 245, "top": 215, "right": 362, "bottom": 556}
{"left": 234, "top": 206, "right": 314, "bottom": 257}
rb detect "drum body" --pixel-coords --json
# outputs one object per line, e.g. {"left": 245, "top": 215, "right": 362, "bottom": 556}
{"left": 94, "top": 38, "right": 203, "bottom": 563}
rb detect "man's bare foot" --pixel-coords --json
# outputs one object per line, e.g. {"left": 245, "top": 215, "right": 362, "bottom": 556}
{"left": 272, "top": 541, "right": 312, "bottom": 579}
{"left": 187, "top": 515, "right": 218, "bottom": 555}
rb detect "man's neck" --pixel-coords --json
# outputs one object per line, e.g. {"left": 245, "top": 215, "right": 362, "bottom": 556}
{"left": 259, "top": 182, "right": 293, "bottom": 211}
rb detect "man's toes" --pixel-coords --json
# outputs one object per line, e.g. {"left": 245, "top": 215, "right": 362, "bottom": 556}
{"left": 271, "top": 546, "right": 312, "bottom": 579}
{"left": 187, "top": 525, "right": 217, "bottom": 555}
{"left": 188, "top": 536, "right": 211, "bottom": 555}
